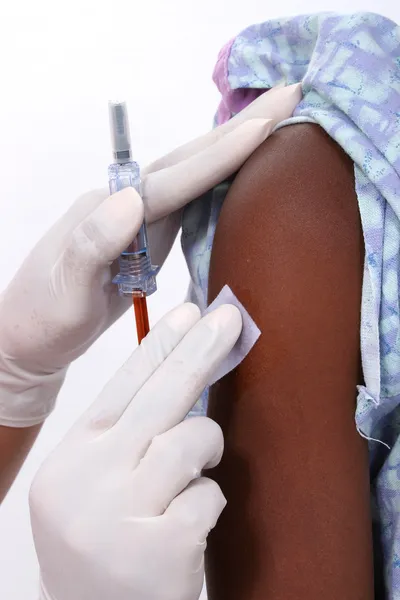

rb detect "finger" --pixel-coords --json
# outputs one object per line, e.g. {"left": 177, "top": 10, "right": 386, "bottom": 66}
{"left": 76, "top": 303, "right": 202, "bottom": 434}
{"left": 51, "top": 188, "right": 110, "bottom": 239}
{"left": 142, "top": 122, "right": 230, "bottom": 177}
{"left": 142, "top": 84, "right": 301, "bottom": 177}
{"left": 130, "top": 417, "right": 224, "bottom": 516}
{"left": 143, "top": 119, "right": 273, "bottom": 223}
{"left": 34, "top": 188, "right": 109, "bottom": 260}
{"left": 116, "top": 304, "right": 242, "bottom": 438}
{"left": 166, "top": 477, "right": 227, "bottom": 542}
{"left": 58, "top": 187, "right": 144, "bottom": 279}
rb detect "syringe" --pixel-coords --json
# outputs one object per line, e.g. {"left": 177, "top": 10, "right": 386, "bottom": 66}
{"left": 108, "top": 101, "right": 159, "bottom": 343}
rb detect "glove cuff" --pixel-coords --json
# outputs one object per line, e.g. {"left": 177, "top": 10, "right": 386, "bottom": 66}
{"left": 0, "top": 355, "right": 67, "bottom": 427}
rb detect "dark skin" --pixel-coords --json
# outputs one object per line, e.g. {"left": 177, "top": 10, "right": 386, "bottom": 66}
{"left": 205, "top": 124, "right": 374, "bottom": 599}
{"left": 0, "top": 424, "right": 41, "bottom": 502}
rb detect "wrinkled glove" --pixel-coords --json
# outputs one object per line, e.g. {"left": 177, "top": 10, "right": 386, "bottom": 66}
{"left": 0, "top": 83, "right": 302, "bottom": 426}
{"left": 29, "top": 302, "right": 242, "bottom": 600}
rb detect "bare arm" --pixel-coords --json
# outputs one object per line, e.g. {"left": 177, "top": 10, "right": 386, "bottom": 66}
{"left": 206, "top": 124, "right": 374, "bottom": 599}
{"left": 0, "top": 424, "right": 41, "bottom": 501}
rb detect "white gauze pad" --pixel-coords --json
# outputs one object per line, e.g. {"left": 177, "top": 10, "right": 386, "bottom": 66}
{"left": 205, "top": 285, "right": 261, "bottom": 385}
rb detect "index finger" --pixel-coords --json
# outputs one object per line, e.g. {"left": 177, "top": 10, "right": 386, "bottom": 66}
{"left": 143, "top": 119, "right": 273, "bottom": 223}
{"left": 142, "top": 84, "right": 301, "bottom": 177}
{"left": 72, "top": 302, "right": 201, "bottom": 437}
{"left": 115, "top": 304, "right": 242, "bottom": 441}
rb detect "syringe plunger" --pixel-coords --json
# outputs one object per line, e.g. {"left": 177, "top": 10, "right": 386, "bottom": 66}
{"left": 109, "top": 101, "right": 132, "bottom": 164}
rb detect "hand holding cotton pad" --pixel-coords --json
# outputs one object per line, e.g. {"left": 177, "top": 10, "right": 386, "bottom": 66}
{"left": 205, "top": 285, "right": 261, "bottom": 385}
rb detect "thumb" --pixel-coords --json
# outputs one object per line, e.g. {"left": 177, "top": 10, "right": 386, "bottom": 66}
{"left": 58, "top": 187, "right": 144, "bottom": 277}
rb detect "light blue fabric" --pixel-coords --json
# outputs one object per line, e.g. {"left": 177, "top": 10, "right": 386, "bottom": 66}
{"left": 181, "top": 12, "right": 400, "bottom": 596}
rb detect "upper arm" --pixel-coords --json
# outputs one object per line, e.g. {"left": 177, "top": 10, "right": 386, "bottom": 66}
{"left": 205, "top": 124, "right": 374, "bottom": 599}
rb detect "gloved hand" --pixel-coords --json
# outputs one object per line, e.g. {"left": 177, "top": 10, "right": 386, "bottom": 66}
{"left": 29, "top": 302, "right": 242, "bottom": 600}
{"left": 0, "top": 83, "right": 302, "bottom": 427}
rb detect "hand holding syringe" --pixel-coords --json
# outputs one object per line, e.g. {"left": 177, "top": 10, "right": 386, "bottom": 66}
{"left": 0, "top": 92, "right": 282, "bottom": 427}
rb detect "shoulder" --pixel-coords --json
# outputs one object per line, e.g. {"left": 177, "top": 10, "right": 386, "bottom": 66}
{"left": 210, "top": 123, "right": 363, "bottom": 299}
{"left": 221, "top": 122, "right": 359, "bottom": 241}
{"left": 208, "top": 121, "right": 364, "bottom": 338}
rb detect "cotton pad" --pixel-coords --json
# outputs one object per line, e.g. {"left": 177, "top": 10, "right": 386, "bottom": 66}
{"left": 205, "top": 285, "right": 261, "bottom": 385}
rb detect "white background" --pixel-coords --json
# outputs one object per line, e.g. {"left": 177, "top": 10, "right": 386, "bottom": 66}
{"left": 0, "top": 1, "right": 398, "bottom": 598}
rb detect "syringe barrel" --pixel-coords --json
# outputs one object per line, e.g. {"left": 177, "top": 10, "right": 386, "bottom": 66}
{"left": 108, "top": 161, "right": 158, "bottom": 297}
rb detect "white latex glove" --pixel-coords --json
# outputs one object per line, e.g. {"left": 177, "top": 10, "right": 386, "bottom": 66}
{"left": 30, "top": 302, "right": 242, "bottom": 600}
{"left": 0, "top": 83, "right": 302, "bottom": 427}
